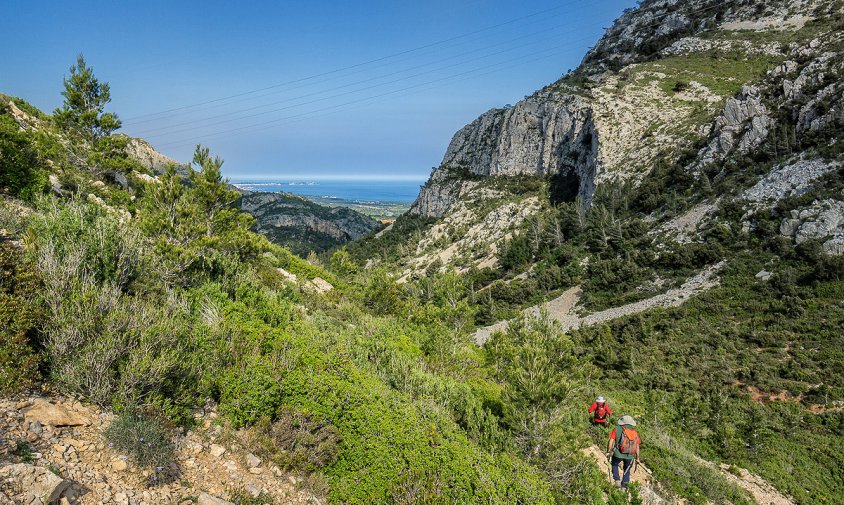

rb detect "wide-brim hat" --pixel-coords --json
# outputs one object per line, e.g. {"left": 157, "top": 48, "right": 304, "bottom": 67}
{"left": 617, "top": 415, "right": 637, "bottom": 426}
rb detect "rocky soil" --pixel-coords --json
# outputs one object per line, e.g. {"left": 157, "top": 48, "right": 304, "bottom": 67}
{"left": 401, "top": 194, "right": 541, "bottom": 279}
{"left": 0, "top": 395, "right": 322, "bottom": 505}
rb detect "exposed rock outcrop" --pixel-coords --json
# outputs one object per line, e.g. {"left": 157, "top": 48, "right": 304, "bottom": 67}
{"left": 0, "top": 463, "right": 71, "bottom": 505}
{"left": 694, "top": 85, "right": 773, "bottom": 171}
{"left": 124, "top": 137, "right": 187, "bottom": 175}
{"left": 410, "top": 0, "right": 838, "bottom": 219}
{"left": 780, "top": 198, "right": 844, "bottom": 254}
{"left": 411, "top": 94, "right": 597, "bottom": 218}
{"left": 742, "top": 158, "right": 839, "bottom": 208}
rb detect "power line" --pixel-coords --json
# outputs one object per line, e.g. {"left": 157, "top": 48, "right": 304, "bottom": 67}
{"left": 152, "top": 41, "right": 585, "bottom": 149}
{"left": 150, "top": 1, "right": 726, "bottom": 150}
{"left": 123, "top": 1, "right": 582, "bottom": 122}
{"left": 132, "top": 23, "right": 571, "bottom": 137}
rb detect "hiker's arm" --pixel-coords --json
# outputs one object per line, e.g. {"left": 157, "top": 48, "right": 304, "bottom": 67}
{"left": 607, "top": 438, "right": 614, "bottom": 454}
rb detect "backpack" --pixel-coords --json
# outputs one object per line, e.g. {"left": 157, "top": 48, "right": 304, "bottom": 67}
{"left": 594, "top": 404, "right": 608, "bottom": 420}
{"left": 616, "top": 426, "right": 639, "bottom": 456}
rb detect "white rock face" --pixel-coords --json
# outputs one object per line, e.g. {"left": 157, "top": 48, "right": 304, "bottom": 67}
{"left": 410, "top": 93, "right": 598, "bottom": 218}
{"left": 125, "top": 137, "right": 186, "bottom": 174}
{"left": 694, "top": 85, "right": 772, "bottom": 171}
{"left": 742, "top": 159, "right": 839, "bottom": 208}
{"left": 780, "top": 199, "right": 844, "bottom": 255}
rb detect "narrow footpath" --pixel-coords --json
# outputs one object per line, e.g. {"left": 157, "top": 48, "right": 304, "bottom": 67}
{"left": 474, "top": 261, "right": 726, "bottom": 344}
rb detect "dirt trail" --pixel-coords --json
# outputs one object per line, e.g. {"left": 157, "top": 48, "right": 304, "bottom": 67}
{"left": 582, "top": 445, "right": 669, "bottom": 505}
{"left": 584, "top": 443, "right": 795, "bottom": 505}
{"left": 713, "top": 462, "right": 795, "bottom": 505}
{"left": 475, "top": 261, "right": 725, "bottom": 344}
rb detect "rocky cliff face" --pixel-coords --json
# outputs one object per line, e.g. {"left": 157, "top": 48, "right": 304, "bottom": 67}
{"left": 241, "top": 191, "right": 381, "bottom": 255}
{"left": 410, "top": 0, "right": 839, "bottom": 219}
{"left": 391, "top": 0, "right": 844, "bottom": 280}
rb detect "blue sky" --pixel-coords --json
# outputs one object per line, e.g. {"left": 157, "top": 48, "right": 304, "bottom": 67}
{"left": 2, "top": 0, "right": 634, "bottom": 180}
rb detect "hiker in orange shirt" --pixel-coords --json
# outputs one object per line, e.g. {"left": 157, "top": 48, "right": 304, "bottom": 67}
{"left": 606, "top": 415, "right": 641, "bottom": 489}
{"left": 588, "top": 396, "right": 612, "bottom": 425}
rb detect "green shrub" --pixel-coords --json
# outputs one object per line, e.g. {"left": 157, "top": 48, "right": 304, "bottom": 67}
{"left": 104, "top": 409, "right": 175, "bottom": 473}
{"left": 30, "top": 196, "right": 147, "bottom": 289}
{"left": 219, "top": 358, "right": 283, "bottom": 428}
{"left": 12, "top": 440, "right": 35, "bottom": 463}
{"left": 0, "top": 113, "right": 47, "bottom": 200}
{"left": 0, "top": 243, "right": 40, "bottom": 394}
{"left": 31, "top": 198, "right": 195, "bottom": 408}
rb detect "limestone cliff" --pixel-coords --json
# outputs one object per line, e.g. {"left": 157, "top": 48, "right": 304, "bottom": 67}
{"left": 410, "top": 0, "right": 839, "bottom": 219}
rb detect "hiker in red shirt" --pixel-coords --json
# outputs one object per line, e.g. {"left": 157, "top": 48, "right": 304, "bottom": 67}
{"left": 589, "top": 396, "right": 612, "bottom": 425}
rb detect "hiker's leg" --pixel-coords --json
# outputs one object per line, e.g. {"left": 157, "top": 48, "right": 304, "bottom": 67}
{"left": 611, "top": 456, "right": 621, "bottom": 483}
{"left": 620, "top": 459, "right": 633, "bottom": 487}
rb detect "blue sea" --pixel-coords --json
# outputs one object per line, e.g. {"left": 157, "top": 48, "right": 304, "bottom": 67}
{"left": 232, "top": 179, "right": 425, "bottom": 204}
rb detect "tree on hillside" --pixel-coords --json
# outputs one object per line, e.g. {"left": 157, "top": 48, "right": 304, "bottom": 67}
{"left": 137, "top": 145, "right": 260, "bottom": 285}
{"left": 53, "top": 54, "right": 121, "bottom": 141}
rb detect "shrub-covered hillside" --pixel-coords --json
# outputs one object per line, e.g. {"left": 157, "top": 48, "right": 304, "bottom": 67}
{"left": 0, "top": 59, "right": 568, "bottom": 504}
{"left": 3, "top": 0, "right": 844, "bottom": 504}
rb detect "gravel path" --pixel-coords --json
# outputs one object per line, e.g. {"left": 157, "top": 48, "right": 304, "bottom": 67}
{"left": 474, "top": 261, "right": 726, "bottom": 345}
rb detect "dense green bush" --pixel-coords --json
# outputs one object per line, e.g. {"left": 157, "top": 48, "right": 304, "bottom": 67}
{"left": 0, "top": 112, "right": 47, "bottom": 200}
{"left": 0, "top": 243, "right": 40, "bottom": 394}
{"left": 219, "top": 358, "right": 284, "bottom": 428}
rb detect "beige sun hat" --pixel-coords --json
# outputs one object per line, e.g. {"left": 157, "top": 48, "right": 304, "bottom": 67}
{"left": 617, "top": 415, "right": 637, "bottom": 427}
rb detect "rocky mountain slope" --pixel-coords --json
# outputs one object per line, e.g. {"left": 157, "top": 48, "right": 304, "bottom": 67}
{"left": 240, "top": 191, "right": 381, "bottom": 255}
{"left": 348, "top": 3, "right": 844, "bottom": 500}
{"left": 392, "top": 0, "right": 843, "bottom": 279}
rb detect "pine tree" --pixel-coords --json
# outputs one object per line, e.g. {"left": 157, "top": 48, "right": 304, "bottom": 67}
{"left": 53, "top": 54, "right": 121, "bottom": 141}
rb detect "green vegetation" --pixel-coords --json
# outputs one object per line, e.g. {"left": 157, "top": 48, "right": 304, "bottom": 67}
{"left": 642, "top": 51, "right": 780, "bottom": 99}
{"left": 12, "top": 440, "right": 36, "bottom": 464}
{"left": 244, "top": 407, "right": 342, "bottom": 472}
{"left": 0, "top": 64, "right": 551, "bottom": 501}
{"left": 0, "top": 103, "right": 48, "bottom": 200}
{"left": 104, "top": 409, "right": 176, "bottom": 476}
{"left": 0, "top": 240, "right": 41, "bottom": 394}
{"left": 244, "top": 191, "right": 380, "bottom": 255}
{"left": 4, "top": 14, "right": 844, "bottom": 503}
{"left": 53, "top": 54, "right": 121, "bottom": 141}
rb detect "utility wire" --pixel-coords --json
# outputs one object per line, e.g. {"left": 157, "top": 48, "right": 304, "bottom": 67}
{"left": 123, "top": 1, "right": 582, "bottom": 122}
{"left": 151, "top": 1, "right": 725, "bottom": 150}
{"left": 132, "top": 23, "right": 571, "bottom": 137}
{"left": 152, "top": 41, "right": 583, "bottom": 149}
